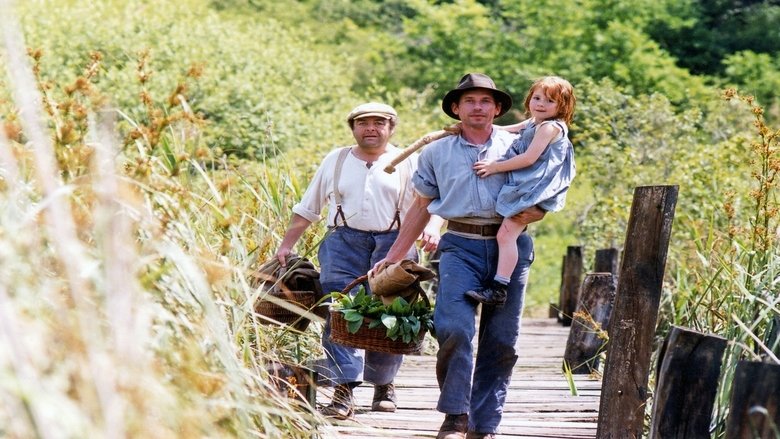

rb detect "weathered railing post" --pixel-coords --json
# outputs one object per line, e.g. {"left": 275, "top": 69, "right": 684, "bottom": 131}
{"left": 596, "top": 185, "right": 678, "bottom": 439}
{"left": 555, "top": 254, "right": 566, "bottom": 322}
{"left": 724, "top": 360, "right": 780, "bottom": 438}
{"left": 563, "top": 273, "right": 616, "bottom": 374}
{"left": 762, "top": 313, "right": 780, "bottom": 362}
{"left": 594, "top": 248, "right": 619, "bottom": 275}
{"left": 648, "top": 326, "right": 727, "bottom": 438}
{"left": 548, "top": 301, "right": 560, "bottom": 319}
{"left": 560, "top": 246, "right": 583, "bottom": 327}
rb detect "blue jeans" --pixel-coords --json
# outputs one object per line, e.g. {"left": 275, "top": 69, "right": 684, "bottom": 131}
{"left": 434, "top": 232, "right": 533, "bottom": 433}
{"left": 317, "top": 226, "right": 416, "bottom": 386}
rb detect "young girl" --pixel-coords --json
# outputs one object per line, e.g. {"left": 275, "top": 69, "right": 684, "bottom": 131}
{"left": 467, "top": 76, "right": 576, "bottom": 306}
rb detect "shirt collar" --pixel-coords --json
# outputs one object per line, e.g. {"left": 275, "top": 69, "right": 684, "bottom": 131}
{"left": 457, "top": 125, "right": 498, "bottom": 148}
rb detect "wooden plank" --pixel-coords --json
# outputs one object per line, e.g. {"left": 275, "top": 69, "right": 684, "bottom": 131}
{"left": 320, "top": 318, "right": 601, "bottom": 438}
{"left": 596, "top": 185, "right": 678, "bottom": 439}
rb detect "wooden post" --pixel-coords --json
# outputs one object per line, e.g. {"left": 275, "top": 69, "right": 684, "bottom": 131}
{"left": 548, "top": 302, "right": 560, "bottom": 319}
{"left": 556, "top": 254, "right": 566, "bottom": 323}
{"left": 594, "top": 248, "right": 620, "bottom": 275}
{"left": 561, "top": 246, "right": 583, "bottom": 327}
{"left": 648, "top": 326, "right": 727, "bottom": 438}
{"left": 724, "top": 361, "right": 780, "bottom": 438}
{"left": 762, "top": 313, "right": 780, "bottom": 362}
{"left": 596, "top": 185, "right": 678, "bottom": 439}
{"left": 563, "top": 273, "right": 616, "bottom": 374}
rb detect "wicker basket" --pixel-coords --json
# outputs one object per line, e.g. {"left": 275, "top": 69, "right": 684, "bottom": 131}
{"left": 328, "top": 275, "right": 428, "bottom": 355}
{"left": 256, "top": 290, "right": 317, "bottom": 331}
{"left": 329, "top": 311, "right": 425, "bottom": 355}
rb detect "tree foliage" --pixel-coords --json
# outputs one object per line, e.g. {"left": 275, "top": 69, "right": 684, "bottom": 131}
{"left": 12, "top": 0, "right": 359, "bottom": 160}
{"left": 648, "top": 0, "right": 780, "bottom": 75}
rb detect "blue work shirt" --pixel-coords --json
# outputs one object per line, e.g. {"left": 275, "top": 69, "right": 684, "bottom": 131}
{"left": 412, "top": 127, "right": 516, "bottom": 221}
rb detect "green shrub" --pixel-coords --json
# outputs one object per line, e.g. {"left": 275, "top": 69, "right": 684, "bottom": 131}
{"left": 15, "top": 0, "right": 357, "bottom": 159}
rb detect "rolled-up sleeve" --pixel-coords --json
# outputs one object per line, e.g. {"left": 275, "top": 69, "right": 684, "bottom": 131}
{"left": 291, "top": 162, "right": 329, "bottom": 223}
{"left": 412, "top": 148, "right": 439, "bottom": 199}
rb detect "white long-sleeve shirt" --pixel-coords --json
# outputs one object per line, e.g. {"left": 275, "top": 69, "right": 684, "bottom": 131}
{"left": 292, "top": 145, "right": 418, "bottom": 232}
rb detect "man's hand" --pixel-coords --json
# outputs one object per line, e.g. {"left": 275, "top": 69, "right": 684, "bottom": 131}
{"left": 443, "top": 122, "right": 462, "bottom": 135}
{"left": 419, "top": 214, "right": 444, "bottom": 253}
{"left": 511, "top": 205, "right": 546, "bottom": 225}
{"left": 275, "top": 246, "right": 292, "bottom": 267}
{"left": 419, "top": 224, "right": 441, "bottom": 253}
{"left": 371, "top": 258, "right": 397, "bottom": 275}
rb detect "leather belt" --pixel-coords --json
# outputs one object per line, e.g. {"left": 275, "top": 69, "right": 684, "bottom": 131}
{"left": 447, "top": 220, "right": 501, "bottom": 237}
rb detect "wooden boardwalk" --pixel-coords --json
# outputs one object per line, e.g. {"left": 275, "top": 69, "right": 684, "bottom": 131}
{"left": 319, "top": 318, "right": 601, "bottom": 439}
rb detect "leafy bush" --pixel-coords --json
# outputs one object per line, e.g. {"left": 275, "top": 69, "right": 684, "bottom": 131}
{"left": 722, "top": 50, "right": 780, "bottom": 118}
{"left": 570, "top": 78, "right": 749, "bottom": 252}
{"left": 14, "top": 0, "right": 358, "bottom": 159}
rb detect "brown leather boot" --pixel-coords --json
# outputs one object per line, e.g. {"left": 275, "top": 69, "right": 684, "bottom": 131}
{"left": 436, "top": 413, "right": 468, "bottom": 439}
{"left": 320, "top": 383, "right": 354, "bottom": 420}
{"left": 371, "top": 382, "right": 397, "bottom": 412}
{"left": 466, "top": 433, "right": 496, "bottom": 439}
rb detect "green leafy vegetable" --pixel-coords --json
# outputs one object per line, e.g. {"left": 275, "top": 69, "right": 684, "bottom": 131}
{"left": 330, "top": 286, "right": 434, "bottom": 342}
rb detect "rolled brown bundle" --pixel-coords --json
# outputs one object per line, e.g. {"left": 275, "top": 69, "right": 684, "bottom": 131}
{"left": 369, "top": 259, "right": 435, "bottom": 305}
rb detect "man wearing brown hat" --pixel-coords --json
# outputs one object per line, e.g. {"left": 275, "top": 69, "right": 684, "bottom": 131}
{"left": 375, "top": 74, "right": 545, "bottom": 439}
{"left": 275, "top": 102, "right": 443, "bottom": 419}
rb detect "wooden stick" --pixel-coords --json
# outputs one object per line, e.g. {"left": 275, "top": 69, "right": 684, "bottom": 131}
{"left": 384, "top": 129, "right": 455, "bottom": 174}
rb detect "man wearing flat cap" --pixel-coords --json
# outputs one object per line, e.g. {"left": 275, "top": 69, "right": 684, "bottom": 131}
{"left": 376, "top": 74, "right": 546, "bottom": 439}
{"left": 276, "top": 102, "right": 443, "bottom": 419}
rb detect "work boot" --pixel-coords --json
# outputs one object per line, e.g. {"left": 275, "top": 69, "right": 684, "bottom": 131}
{"left": 371, "top": 382, "right": 397, "bottom": 412}
{"left": 436, "top": 413, "right": 468, "bottom": 439}
{"left": 466, "top": 433, "right": 496, "bottom": 439}
{"left": 464, "top": 281, "right": 507, "bottom": 306}
{"left": 320, "top": 383, "right": 354, "bottom": 420}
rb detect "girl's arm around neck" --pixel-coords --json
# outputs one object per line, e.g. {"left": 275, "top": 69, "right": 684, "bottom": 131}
{"left": 498, "top": 118, "right": 531, "bottom": 134}
{"left": 499, "top": 121, "right": 561, "bottom": 172}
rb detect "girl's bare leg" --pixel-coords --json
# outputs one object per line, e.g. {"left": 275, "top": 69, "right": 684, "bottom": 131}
{"left": 465, "top": 216, "right": 527, "bottom": 306}
{"left": 495, "top": 216, "right": 527, "bottom": 279}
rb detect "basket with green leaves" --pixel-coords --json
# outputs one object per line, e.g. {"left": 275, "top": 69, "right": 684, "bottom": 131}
{"left": 329, "top": 274, "right": 434, "bottom": 355}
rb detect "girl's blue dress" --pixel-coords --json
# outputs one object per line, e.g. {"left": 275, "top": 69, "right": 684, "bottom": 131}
{"left": 495, "top": 119, "right": 576, "bottom": 217}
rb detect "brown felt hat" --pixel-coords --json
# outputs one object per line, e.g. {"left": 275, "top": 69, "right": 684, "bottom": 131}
{"left": 441, "top": 73, "right": 513, "bottom": 120}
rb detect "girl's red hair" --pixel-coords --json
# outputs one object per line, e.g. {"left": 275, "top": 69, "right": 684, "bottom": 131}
{"left": 523, "top": 76, "right": 576, "bottom": 124}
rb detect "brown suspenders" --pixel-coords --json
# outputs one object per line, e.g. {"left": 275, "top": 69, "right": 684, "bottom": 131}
{"left": 331, "top": 146, "right": 409, "bottom": 231}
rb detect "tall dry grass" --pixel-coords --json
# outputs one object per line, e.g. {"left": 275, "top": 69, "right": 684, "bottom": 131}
{"left": 1, "top": 6, "right": 328, "bottom": 438}
{"left": 661, "top": 89, "right": 780, "bottom": 437}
